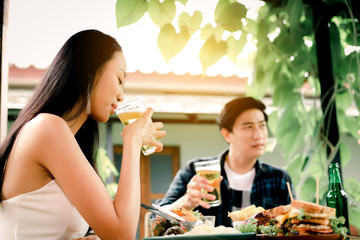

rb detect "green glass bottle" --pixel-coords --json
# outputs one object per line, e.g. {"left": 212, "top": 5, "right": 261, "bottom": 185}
{"left": 326, "top": 163, "right": 350, "bottom": 232}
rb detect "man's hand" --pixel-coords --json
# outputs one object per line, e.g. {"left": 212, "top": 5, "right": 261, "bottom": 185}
{"left": 182, "top": 175, "right": 222, "bottom": 210}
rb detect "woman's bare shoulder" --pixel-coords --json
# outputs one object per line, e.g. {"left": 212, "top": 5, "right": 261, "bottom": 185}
{"left": 26, "top": 113, "right": 68, "bottom": 130}
{"left": 21, "top": 113, "right": 71, "bottom": 144}
{"left": 31, "top": 113, "right": 67, "bottom": 125}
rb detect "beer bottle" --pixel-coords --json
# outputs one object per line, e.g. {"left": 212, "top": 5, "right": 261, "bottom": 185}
{"left": 326, "top": 163, "right": 350, "bottom": 233}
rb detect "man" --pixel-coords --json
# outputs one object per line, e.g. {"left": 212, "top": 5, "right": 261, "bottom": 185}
{"left": 156, "top": 97, "right": 295, "bottom": 227}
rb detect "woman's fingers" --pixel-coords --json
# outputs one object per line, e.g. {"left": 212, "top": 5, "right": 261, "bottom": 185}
{"left": 152, "top": 141, "right": 164, "bottom": 152}
{"left": 128, "top": 108, "right": 166, "bottom": 150}
{"left": 142, "top": 107, "right": 154, "bottom": 120}
{"left": 154, "top": 129, "right": 166, "bottom": 139}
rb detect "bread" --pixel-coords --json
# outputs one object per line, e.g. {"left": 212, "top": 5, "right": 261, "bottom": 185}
{"left": 228, "top": 205, "right": 265, "bottom": 222}
{"left": 291, "top": 199, "right": 336, "bottom": 218}
{"left": 270, "top": 204, "right": 293, "bottom": 215}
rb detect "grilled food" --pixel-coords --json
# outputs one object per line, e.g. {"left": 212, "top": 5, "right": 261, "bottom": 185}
{"left": 231, "top": 200, "right": 338, "bottom": 236}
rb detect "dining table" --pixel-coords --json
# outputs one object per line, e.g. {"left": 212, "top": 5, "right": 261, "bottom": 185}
{"left": 143, "top": 233, "right": 351, "bottom": 240}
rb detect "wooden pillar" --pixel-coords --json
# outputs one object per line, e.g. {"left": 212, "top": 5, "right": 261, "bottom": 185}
{"left": 1, "top": 0, "right": 9, "bottom": 142}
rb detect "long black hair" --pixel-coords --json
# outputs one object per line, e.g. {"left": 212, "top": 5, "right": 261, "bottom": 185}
{"left": 0, "top": 29, "right": 122, "bottom": 201}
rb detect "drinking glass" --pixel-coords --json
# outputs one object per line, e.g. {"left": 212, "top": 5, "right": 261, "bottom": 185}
{"left": 194, "top": 159, "right": 221, "bottom": 207}
{"left": 197, "top": 215, "right": 216, "bottom": 227}
{"left": 115, "top": 96, "right": 157, "bottom": 156}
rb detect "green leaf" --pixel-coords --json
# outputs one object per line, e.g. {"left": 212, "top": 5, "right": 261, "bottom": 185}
{"left": 276, "top": 102, "right": 306, "bottom": 158}
{"left": 352, "top": 85, "right": 360, "bottom": 111}
{"left": 286, "top": 154, "right": 305, "bottom": 186}
{"left": 344, "top": 116, "right": 360, "bottom": 139}
{"left": 96, "top": 148, "right": 119, "bottom": 184}
{"left": 235, "top": 217, "right": 258, "bottom": 233}
{"left": 336, "top": 88, "right": 352, "bottom": 111}
{"left": 244, "top": 18, "right": 259, "bottom": 36}
{"left": 349, "top": 206, "right": 360, "bottom": 229}
{"left": 329, "top": 22, "right": 343, "bottom": 70}
{"left": 273, "top": 29, "right": 298, "bottom": 55}
{"left": 337, "top": 107, "right": 359, "bottom": 139}
{"left": 254, "top": 44, "right": 278, "bottom": 72}
{"left": 246, "top": 67, "right": 273, "bottom": 99}
{"left": 291, "top": 47, "right": 311, "bottom": 72}
{"left": 213, "top": 26, "right": 225, "bottom": 43}
{"left": 345, "top": 178, "right": 360, "bottom": 202}
{"left": 286, "top": 0, "right": 303, "bottom": 46}
{"left": 216, "top": 2, "right": 246, "bottom": 32}
{"left": 267, "top": 111, "right": 279, "bottom": 137}
{"left": 300, "top": 177, "right": 317, "bottom": 202}
{"left": 178, "top": 10, "right": 203, "bottom": 36}
{"left": 214, "top": 0, "right": 230, "bottom": 22}
{"left": 272, "top": 75, "right": 298, "bottom": 108}
{"left": 339, "top": 142, "right": 351, "bottom": 167}
{"left": 337, "top": 108, "right": 347, "bottom": 133}
{"left": 257, "top": 19, "right": 271, "bottom": 43}
{"left": 201, "top": 23, "right": 215, "bottom": 41}
{"left": 226, "top": 33, "right": 247, "bottom": 62}
{"left": 199, "top": 36, "right": 227, "bottom": 73}
{"left": 157, "top": 23, "right": 190, "bottom": 62}
{"left": 307, "top": 144, "right": 327, "bottom": 179}
{"left": 148, "top": 0, "right": 176, "bottom": 28}
{"left": 116, "top": 0, "right": 148, "bottom": 28}
{"left": 287, "top": 0, "right": 302, "bottom": 30}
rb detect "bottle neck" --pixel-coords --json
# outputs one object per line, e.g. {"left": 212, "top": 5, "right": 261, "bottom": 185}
{"left": 329, "top": 163, "right": 343, "bottom": 190}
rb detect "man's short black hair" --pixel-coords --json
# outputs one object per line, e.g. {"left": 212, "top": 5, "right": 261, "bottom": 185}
{"left": 216, "top": 97, "right": 268, "bottom": 131}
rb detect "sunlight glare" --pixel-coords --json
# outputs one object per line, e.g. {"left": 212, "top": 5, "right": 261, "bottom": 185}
{"left": 345, "top": 45, "right": 360, "bottom": 56}
{"left": 7, "top": 0, "right": 266, "bottom": 78}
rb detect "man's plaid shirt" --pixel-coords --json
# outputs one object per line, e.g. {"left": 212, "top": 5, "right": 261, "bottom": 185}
{"left": 156, "top": 149, "right": 295, "bottom": 227}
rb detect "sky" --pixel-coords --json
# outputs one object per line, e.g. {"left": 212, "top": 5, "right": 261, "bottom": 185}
{"left": 6, "top": 0, "right": 261, "bottom": 77}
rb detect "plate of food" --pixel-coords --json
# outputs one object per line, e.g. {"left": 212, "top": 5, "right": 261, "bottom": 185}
{"left": 229, "top": 199, "right": 347, "bottom": 240}
{"left": 257, "top": 233, "right": 343, "bottom": 240}
{"left": 143, "top": 232, "right": 256, "bottom": 240}
{"left": 145, "top": 206, "right": 255, "bottom": 239}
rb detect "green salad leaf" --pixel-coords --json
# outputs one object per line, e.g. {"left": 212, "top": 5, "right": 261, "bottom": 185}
{"left": 330, "top": 216, "right": 348, "bottom": 239}
{"left": 235, "top": 218, "right": 258, "bottom": 233}
{"left": 296, "top": 208, "right": 310, "bottom": 220}
{"left": 259, "top": 224, "right": 283, "bottom": 236}
{"left": 190, "top": 210, "right": 203, "bottom": 218}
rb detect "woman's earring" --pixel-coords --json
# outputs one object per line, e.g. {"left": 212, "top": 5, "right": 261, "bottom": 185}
{"left": 86, "top": 94, "right": 91, "bottom": 115}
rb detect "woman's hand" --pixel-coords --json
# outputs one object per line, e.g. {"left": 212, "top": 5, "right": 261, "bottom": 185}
{"left": 181, "top": 175, "right": 221, "bottom": 210}
{"left": 122, "top": 108, "right": 166, "bottom": 152}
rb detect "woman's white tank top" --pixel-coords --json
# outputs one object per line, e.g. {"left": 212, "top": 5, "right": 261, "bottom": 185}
{"left": 0, "top": 180, "right": 89, "bottom": 239}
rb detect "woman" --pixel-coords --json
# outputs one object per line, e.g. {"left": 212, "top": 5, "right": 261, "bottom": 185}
{"left": 0, "top": 29, "right": 166, "bottom": 239}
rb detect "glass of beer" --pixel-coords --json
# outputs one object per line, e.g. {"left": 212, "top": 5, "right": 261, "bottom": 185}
{"left": 115, "top": 96, "right": 157, "bottom": 156}
{"left": 194, "top": 159, "right": 221, "bottom": 207}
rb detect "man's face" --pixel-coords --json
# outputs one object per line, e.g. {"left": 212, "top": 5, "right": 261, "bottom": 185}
{"left": 222, "top": 108, "right": 268, "bottom": 161}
